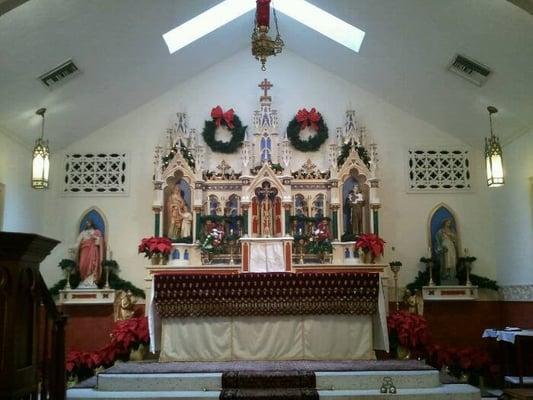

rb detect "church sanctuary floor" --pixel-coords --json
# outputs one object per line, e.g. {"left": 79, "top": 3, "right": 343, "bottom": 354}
{"left": 67, "top": 360, "right": 481, "bottom": 399}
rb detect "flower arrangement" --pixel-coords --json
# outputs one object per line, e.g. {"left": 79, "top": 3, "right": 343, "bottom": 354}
{"left": 110, "top": 316, "right": 149, "bottom": 353}
{"left": 355, "top": 233, "right": 386, "bottom": 261}
{"left": 387, "top": 310, "right": 430, "bottom": 356}
{"left": 426, "top": 343, "right": 490, "bottom": 380}
{"left": 66, "top": 316, "right": 149, "bottom": 384}
{"left": 200, "top": 223, "right": 225, "bottom": 254}
{"left": 306, "top": 220, "right": 333, "bottom": 255}
{"left": 138, "top": 236, "right": 173, "bottom": 258}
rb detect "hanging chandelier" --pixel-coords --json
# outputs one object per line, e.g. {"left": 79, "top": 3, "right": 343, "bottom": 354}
{"left": 251, "top": 0, "right": 284, "bottom": 71}
{"left": 485, "top": 106, "right": 504, "bottom": 187}
{"left": 32, "top": 108, "right": 50, "bottom": 189}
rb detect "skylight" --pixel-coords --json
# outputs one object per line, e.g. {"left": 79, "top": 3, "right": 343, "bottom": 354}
{"left": 274, "top": 0, "right": 365, "bottom": 53}
{"left": 162, "top": 0, "right": 255, "bottom": 54}
{"left": 162, "top": 0, "right": 365, "bottom": 55}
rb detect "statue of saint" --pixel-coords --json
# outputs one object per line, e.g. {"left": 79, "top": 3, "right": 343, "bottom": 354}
{"left": 167, "top": 185, "right": 186, "bottom": 240}
{"left": 435, "top": 219, "right": 458, "bottom": 281}
{"left": 346, "top": 185, "right": 364, "bottom": 236}
{"left": 180, "top": 205, "right": 193, "bottom": 238}
{"left": 76, "top": 219, "right": 104, "bottom": 287}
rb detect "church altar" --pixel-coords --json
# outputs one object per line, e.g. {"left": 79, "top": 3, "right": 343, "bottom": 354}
{"left": 148, "top": 271, "right": 389, "bottom": 361}
{"left": 144, "top": 79, "right": 391, "bottom": 361}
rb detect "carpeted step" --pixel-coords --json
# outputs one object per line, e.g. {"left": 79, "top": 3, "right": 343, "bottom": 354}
{"left": 222, "top": 371, "right": 316, "bottom": 389}
{"left": 219, "top": 388, "right": 319, "bottom": 400}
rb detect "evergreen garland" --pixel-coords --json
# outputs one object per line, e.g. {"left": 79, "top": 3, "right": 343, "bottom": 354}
{"left": 202, "top": 114, "right": 246, "bottom": 154}
{"left": 286, "top": 115, "right": 329, "bottom": 152}
{"left": 337, "top": 142, "right": 371, "bottom": 168}
{"left": 162, "top": 140, "right": 195, "bottom": 170}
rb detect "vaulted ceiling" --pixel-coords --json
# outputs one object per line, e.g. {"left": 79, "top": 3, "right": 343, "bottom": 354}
{"left": 0, "top": 0, "right": 532, "bottom": 149}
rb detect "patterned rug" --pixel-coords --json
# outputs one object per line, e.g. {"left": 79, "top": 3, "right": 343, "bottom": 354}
{"left": 220, "top": 371, "right": 318, "bottom": 400}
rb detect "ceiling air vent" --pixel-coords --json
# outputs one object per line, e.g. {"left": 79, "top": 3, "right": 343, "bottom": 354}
{"left": 38, "top": 59, "right": 80, "bottom": 88}
{"left": 448, "top": 54, "right": 491, "bottom": 86}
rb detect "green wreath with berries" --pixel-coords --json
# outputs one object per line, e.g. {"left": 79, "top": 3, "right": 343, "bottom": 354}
{"left": 202, "top": 106, "right": 246, "bottom": 154}
{"left": 286, "top": 107, "right": 329, "bottom": 152}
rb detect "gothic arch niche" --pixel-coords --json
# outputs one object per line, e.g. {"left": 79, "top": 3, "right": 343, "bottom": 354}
{"left": 225, "top": 194, "right": 241, "bottom": 235}
{"left": 251, "top": 180, "right": 282, "bottom": 237}
{"left": 78, "top": 207, "right": 108, "bottom": 238}
{"left": 163, "top": 170, "right": 193, "bottom": 241}
{"left": 427, "top": 203, "right": 462, "bottom": 283}
{"left": 340, "top": 168, "right": 370, "bottom": 240}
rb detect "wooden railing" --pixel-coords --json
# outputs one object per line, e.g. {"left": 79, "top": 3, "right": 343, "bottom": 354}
{"left": 0, "top": 232, "right": 66, "bottom": 400}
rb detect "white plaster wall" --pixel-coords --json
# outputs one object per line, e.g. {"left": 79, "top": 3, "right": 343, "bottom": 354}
{"left": 0, "top": 129, "right": 44, "bottom": 234}
{"left": 40, "top": 49, "right": 497, "bottom": 288}
{"left": 490, "top": 131, "right": 533, "bottom": 285}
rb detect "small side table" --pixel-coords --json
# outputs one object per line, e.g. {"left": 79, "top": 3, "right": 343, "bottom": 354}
{"left": 483, "top": 329, "right": 533, "bottom": 387}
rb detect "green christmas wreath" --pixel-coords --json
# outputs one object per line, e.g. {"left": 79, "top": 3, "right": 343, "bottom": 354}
{"left": 286, "top": 107, "right": 329, "bottom": 152}
{"left": 202, "top": 106, "right": 246, "bottom": 154}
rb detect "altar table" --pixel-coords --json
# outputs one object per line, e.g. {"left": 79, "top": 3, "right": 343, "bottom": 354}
{"left": 149, "top": 272, "right": 389, "bottom": 361}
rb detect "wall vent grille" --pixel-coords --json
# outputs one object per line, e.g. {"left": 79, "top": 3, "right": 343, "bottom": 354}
{"left": 38, "top": 59, "right": 80, "bottom": 88}
{"left": 448, "top": 54, "right": 491, "bottom": 86}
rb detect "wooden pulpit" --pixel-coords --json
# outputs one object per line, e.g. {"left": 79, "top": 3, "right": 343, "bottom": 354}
{"left": 0, "top": 232, "right": 60, "bottom": 398}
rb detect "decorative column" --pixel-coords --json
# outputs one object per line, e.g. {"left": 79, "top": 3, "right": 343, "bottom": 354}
{"left": 152, "top": 146, "right": 164, "bottom": 237}
{"left": 330, "top": 204, "right": 340, "bottom": 240}
{"left": 194, "top": 206, "right": 203, "bottom": 242}
{"left": 283, "top": 203, "right": 291, "bottom": 236}
{"left": 241, "top": 204, "right": 249, "bottom": 237}
{"left": 368, "top": 143, "right": 381, "bottom": 235}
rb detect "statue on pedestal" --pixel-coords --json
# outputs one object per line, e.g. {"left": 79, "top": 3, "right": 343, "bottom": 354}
{"left": 344, "top": 184, "right": 364, "bottom": 237}
{"left": 434, "top": 219, "right": 458, "bottom": 281}
{"left": 167, "top": 185, "right": 190, "bottom": 240}
{"left": 76, "top": 219, "right": 104, "bottom": 288}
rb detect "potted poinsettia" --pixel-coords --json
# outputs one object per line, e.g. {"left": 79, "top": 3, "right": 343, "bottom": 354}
{"left": 387, "top": 310, "right": 430, "bottom": 359}
{"left": 110, "top": 316, "right": 149, "bottom": 360}
{"left": 138, "top": 236, "right": 172, "bottom": 265}
{"left": 355, "top": 233, "right": 386, "bottom": 263}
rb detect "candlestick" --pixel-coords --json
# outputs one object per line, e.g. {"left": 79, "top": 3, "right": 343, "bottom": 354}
{"left": 427, "top": 247, "right": 432, "bottom": 259}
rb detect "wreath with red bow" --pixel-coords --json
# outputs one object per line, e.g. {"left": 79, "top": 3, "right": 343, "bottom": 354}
{"left": 286, "top": 108, "right": 329, "bottom": 152}
{"left": 202, "top": 106, "right": 246, "bottom": 154}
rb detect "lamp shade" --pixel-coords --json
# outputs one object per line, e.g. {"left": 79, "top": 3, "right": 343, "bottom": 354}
{"left": 32, "top": 137, "right": 50, "bottom": 189}
{"left": 484, "top": 106, "right": 504, "bottom": 188}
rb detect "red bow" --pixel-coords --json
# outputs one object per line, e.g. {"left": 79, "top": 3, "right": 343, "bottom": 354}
{"left": 295, "top": 107, "right": 320, "bottom": 131}
{"left": 211, "top": 106, "right": 235, "bottom": 129}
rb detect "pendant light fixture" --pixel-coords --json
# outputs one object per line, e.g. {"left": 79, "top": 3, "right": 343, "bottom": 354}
{"left": 32, "top": 108, "right": 50, "bottom": 189}
{"left": 484, "top": 106, "right": 504, "bottom": 187}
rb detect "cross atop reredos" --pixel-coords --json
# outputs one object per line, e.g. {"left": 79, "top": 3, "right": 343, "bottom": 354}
{"left": 258, "top": 78, "right": 273, "bottom": 101}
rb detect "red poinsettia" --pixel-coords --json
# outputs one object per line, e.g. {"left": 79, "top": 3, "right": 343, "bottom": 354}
{"left": 296, "top": 107, "right": 321, "bottom": 131}
{"left": 110, "top": 316, "right": 149, "bottom": 353}
{"left": 210, "top": 105, "right": 235, "bottom": 129}
{"left": 355, "top": 233, "right": 386, "bottom": 259}
{"left": 387, "top": 310, "right": 430, "bottom": 350}
{"left": 138, "top": 236, "right": 172, "bottom": 258}
{"left": 425, "top": 343, "right": 490, "bottom": 373}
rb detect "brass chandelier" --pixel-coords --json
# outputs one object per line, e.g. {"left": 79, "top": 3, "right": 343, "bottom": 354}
{"left": 252, "top": 0, "right": 284, "bottom": 71}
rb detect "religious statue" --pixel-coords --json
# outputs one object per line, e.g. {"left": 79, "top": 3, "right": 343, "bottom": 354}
{"left": 255, "top": 181, "right": 278, "bottom": 237}
{"left": 167, "top": 184, "right": 188, "bottom": 240}
{"left": 76, "top": 219, "right": 104, "bottom": 287}
{"left": 345, "top": 184, "right": 364, "bottom": 236}
{"left": 434, "top": 219, "right": 458, "bottom": 281}
{"left": 114, "top": 290, "right": 137, "bottom": 321}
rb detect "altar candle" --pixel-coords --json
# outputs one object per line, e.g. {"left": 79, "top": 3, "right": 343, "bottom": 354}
{"left": 299, "top": 228, "right": 302, "bottom": 235}
{"left": 427, "top": 247, "right": 432, "bottom": 258}
{"left": 464, "top": 248, "right": 469, "bottom": 256}
{"left": 230, "top": 229, "right": 234, "bottom": 236}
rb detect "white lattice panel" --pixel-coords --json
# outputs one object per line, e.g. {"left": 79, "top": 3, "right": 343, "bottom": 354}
{"left": 408, "top": 148, "right": 471, "bottom": 191}
{"left": 63, "top": 153, "right": 128, "bottom": 195}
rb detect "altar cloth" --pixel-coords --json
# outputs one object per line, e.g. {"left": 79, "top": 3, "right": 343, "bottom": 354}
{"left": 149, "top": 271, "right": 389, "bottom": 360}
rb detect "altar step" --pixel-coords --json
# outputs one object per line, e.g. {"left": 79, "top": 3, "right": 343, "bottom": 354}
{"left": 67, "top": 369, "right": 480, "bottom": 400}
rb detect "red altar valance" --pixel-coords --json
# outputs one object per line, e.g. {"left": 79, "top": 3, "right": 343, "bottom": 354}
{"left": 154, "top": 272, "right": 379, "bottom": 318}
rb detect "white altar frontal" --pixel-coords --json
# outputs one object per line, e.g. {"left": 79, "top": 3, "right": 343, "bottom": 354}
{"left": 146, "top": 79, "right": 390, "bottom": 361}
